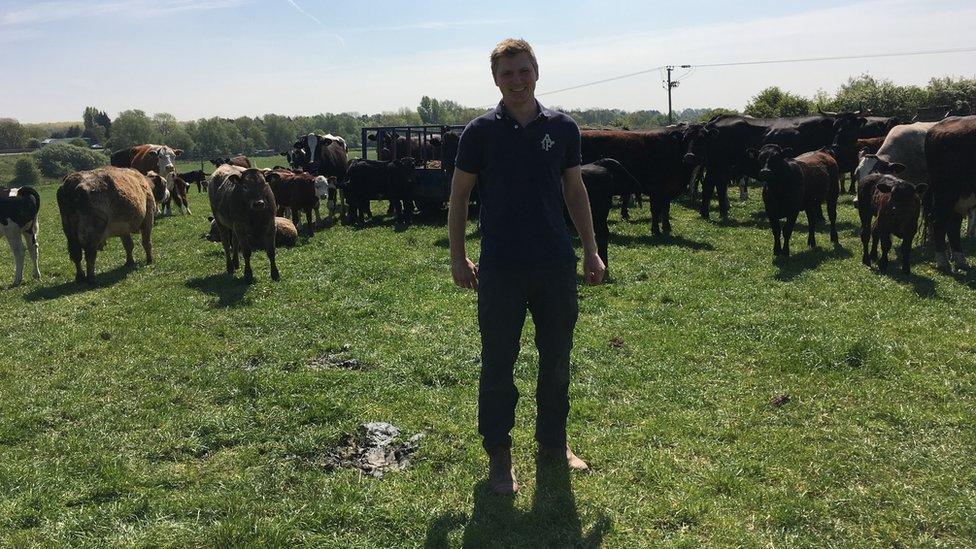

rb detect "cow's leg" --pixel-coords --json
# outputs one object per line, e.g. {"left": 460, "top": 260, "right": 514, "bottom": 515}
{"left": 782, "top": 213, "right": 797, "bottom": 257}
{"left": 83, "top": 243, "right": 97, "bottom": 283}
{"left": 239, "top": 236, "right": 253, "bottom": 283}
{"left": 141, "top": 212, "right": 154, "bottom": 265}
{"left": 967, "top": 209, "right": 976, "bottom": 239}
{"left": 649, "top": 197, "right": 661, "bottom": 236}
{"left": 878, "top": 232, "right": 892, "bottom": 272}
{"left": 24, "top": 228, "right": 39, "bottom": 280}
{"left": 700, "top": 172, "right": 716, "bottom": 219}
{"left": 66, "top": 233, "right": 84, "bottom": 283}
{"left": 266, "top": 228, "right": 279, "bottom": 282}
{"left": 219, "top": 227, "right": 234, "bottom": 275}
{"left": 717, "top": 177, "right": 730, "bottom": 220}
{"left": 620, "top": 194, "right": 630, "bottom": 220}
{"left": 900, "top": 234, "right": 913, "bottom": 274}
{"left": 827, "top": 197, "right": 839, "bottom": 244}
{"left": 769, "top": 216, "right": 782, "bottom": 256}
{"left": 120, "top": 234, "right": 135, "bottom": 268}
{"left": 806, "top": 207, "right": 819, "bottom": 248}
{"left": 946, "top": 214, "right": 968, "bottom": 270}
{"left": 182, "top": 192, "right": 191, "bottom": 215}
{"left": 595, "top": 216, "right": 609, "bottom": 270}
{"left": 860, "top": 216, "right": 872, "bottom": 266}
{"left": 314, "top": 204, "right": 322, "bottom": 227}
{"left": 870, "top": 226, "right": 880, "bottom": 263}
{"left": 305, "top": 208, "right": 314, "bottom": 234}
{"left": 739, "top": 177, "right": 748, "bottom": 201}
{"left": 662, "top": 200, "right": 673, "bottom": 234}
{"left": 6, "top": 232, "right": 25, "bottom": 286}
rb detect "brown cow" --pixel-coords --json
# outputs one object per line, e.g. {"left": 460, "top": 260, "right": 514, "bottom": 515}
{"left": 211, "top": 155, "right": 252, "bottom": 169}
{"left": 264, "top": 169, "right": 331, "bottom": 233}
{"left": 110, "top": 144, "right": 187, "bottom": 214}
{"left": 857, "top": 169, "right": 926, "bottom": 274}
{"left": 56, "top": 167, "right": 155, "bottom": 283}
{"left": 208, "top": 165, "right": 279, "bottom": 282}
{"left": 146, "top": 171, "right": 191, "bottom": 216}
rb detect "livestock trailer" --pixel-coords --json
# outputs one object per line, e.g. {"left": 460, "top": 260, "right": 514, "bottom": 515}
{"left": 360, "top": 125, "right": 464, "bottom": 211}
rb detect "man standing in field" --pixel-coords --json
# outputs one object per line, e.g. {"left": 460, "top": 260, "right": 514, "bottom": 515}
{"left": 448, "top": 38, "right": 606, "bottom": 495}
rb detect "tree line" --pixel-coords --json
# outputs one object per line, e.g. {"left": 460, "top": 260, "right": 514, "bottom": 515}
{"left": 1, "top": 75, "right": 973, "bottom": 154}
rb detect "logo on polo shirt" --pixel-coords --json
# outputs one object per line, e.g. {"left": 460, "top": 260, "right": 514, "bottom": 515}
{"left": 541, "top": 133, "right": 555, "bottom": 151}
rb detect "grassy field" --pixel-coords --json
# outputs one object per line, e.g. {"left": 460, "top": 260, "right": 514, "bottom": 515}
{"left": 1, "top": 153, "right": 975, "bottom": 547}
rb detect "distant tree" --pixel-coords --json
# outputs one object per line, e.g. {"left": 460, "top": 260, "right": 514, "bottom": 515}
{"left": 107, "top": 110, "right": 155, "bottom": 151}
{"left": 234, "top": 116, "right": 268, "bottom": 151}
{"left": 82, "top": 107, "right": 111, "bottom": 143}
{"left": 0, "top": 118, "right": 27, "bottom": 149}
{"left": 745, "top": 87, "right": 812, "bottom": 118}
{"left": 26, "top": 138, "right": 41, "bottom": 149}
{"left": 192, "top": 117, "right": 244, "bottom": 159}
{"left": 152, "top": 113, "right": 195, "bottom": 154}
{"left": 825, "top": 75, "right": 926, "bottom": 120}
{"left": 12, "top": 157, "right": 40, "bottom": 186}
{"left": 33, "top": 144, "right": 109, "bottom": 178}
{"left": 263, "top": 114, "right": 298, "bottom": 152}
{"left": 65, "top": 125, "right": 83, "bottom": 138}
{"left": 695, "top": 108, "right": 740, "bottom": 123}
{"left": 418, "top": 96, "right": 445, "bottom": 124}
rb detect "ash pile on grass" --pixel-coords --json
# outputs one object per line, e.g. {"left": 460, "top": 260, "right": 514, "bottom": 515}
{"left": 325, "top": 422, "right": 424, "bottom": 477}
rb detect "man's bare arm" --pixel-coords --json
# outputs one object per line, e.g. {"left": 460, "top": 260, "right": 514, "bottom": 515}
{"left": 562, "top": 165, "right": 606, "bottom": 284}
{"left": 448, "top": 168, "right": 479, "bottom": 289}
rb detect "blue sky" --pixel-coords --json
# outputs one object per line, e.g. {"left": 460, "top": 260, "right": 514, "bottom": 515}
{"left": 1, "top": 0, "right": 974, "bottom": 122}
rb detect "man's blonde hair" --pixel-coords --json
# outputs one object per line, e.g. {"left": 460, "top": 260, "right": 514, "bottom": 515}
{"left": 490, "top": 38, "right": 538, "bottom": 78}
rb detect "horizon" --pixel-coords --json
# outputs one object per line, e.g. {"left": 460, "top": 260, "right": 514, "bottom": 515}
{"left": 2, "top": 0, "right": 975, "bottom": 123}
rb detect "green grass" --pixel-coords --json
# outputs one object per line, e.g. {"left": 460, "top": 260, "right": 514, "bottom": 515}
{"left": 1, "top": 153, "right": 975, "bottom": 547}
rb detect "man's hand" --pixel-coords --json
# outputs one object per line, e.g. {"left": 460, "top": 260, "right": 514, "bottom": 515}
{"left": 583, "top": 251, "right": 606, "bottom": 285}
{"left": 452, "top": 257, "right": 479, "bottom": 290}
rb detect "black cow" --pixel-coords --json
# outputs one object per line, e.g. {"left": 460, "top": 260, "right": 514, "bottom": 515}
{"left": 857, "top": 169, "right": 925, "bottom": 274}
{"left": 180, "top": 170, "right": 208, "bottom": 193}
{"left": 926, "top": 115, "right": 976, "bottom": 271}
{"left": 369, "top": 131, "right": 438, "bottom": 163}
{"left": 753, "top": 145, "right": 840, "bottom": 257}
{"left": 338, "top": 157, "right": 417, "bottom": 225}
{"left": 287, "top": 134, "right": 349, "bottom": 181}
{"left": 684, "top": 111, "right": 864, "bottom": 219}
{"left": 575, "top": 158, "right": 642, "bottom": 268}
{"left": 581, "top": 125, "right": 701, "bottom": 235}
{"left": 859, "top": 116, "right": 901, "bottom": 139}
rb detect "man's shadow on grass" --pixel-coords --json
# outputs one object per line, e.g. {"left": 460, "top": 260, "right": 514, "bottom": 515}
{"left": 424, "top": 457, "right": 611, "bottom": 548}
{"left": 185, "top": 273, "right": 249, "bottom": 308}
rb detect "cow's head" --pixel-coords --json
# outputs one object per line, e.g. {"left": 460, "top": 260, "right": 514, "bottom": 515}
{"left": 229, "top": 168, "right": 271, "bottom": 211}
{"left": 391, "top": 156, "right": 417, "bottom": 184}
{"left": 854, "top": 154, "right": 906, "bottom": 183}
{"left": 754, "top": 144, "right": 793, "bottom": 182}
{"left": 313, "top": 175, "right": 332, "bottom": 198}
{"left": 874, "top": 175, "right": 927, "bottom": 209}
{"left": 683, "top": 125, "right": 717, "bottom": 166}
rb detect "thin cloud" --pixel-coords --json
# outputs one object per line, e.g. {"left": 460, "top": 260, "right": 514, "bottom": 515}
{"left": 1, "top": 0, "right": 247, "bottom": 27}
{"left": 282, "top": 0, "right": 345, "bottom": 47}
{"left": 344, "top": 18, "right": 522, "bottom": 33}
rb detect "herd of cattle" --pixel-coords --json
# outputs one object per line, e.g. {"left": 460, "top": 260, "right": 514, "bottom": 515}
{"left": 0, "top": 112, "right": 974, "bottom": 286}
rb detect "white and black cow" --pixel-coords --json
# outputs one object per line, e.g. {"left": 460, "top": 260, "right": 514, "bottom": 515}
{"left": 0, "top": 186, "right": 41, "bottom": 287}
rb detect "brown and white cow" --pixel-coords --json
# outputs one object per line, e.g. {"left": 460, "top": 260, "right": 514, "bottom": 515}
{"left": 926, "top": 116, "right": 976, "bottom": 270}
{"left": 110, "top": 144, "right": 188, "bottom": 214}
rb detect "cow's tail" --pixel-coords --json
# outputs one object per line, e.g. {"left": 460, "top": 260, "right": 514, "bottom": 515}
{"left": 16, "top": 186, "right": 41, "bottom": 221}
{"left": 918, "top": 186, "right": 936, "bottom": 247}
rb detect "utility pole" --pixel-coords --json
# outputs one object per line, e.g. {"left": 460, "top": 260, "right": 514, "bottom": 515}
{"left": 666, "top": 65, "right": 691, "bottom": 124}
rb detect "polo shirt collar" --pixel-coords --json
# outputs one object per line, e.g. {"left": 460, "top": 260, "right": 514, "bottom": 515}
{"left": 493, "top": 100, "right": 552, "bottom": 122}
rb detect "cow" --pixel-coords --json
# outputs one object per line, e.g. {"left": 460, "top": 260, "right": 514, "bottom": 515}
{"left": 855, "top": 123, "right": 937, "bottom": 193}
{"left": 180, "top": 170, "right": 208, "bottom": 193}
{"left": 263, "top": 169, "right": 332, "bottom": 233}
{"left": 581, "top": 125, "right": 701, "bottom": 235}
{"left": 207, "top": 215, "right": 298, "bottom": 248}
{"left": 210, "top": 155, "right": 251, "bottom": 169}
{"left": 369, "top": 131, "right": 437, "bottom": 163}
{"left": 208, "top": 165, "right": 280, "bottom": 282}
{"left": 56, "top": 167, "right": 155, "bottom": 283}
{"left": 110, "top": 144, "right": 183, "bottom": 208}
{"left": 857, "top": 169, "right": 926, "bottom": 274}
{"left": 752, "top": 144, "right": 840, "bottom": 257}
{"left": 925, "top": 115, "right": 976, "bottom": 271}
{"left": 0, "top": 186, "right": 41, "bottom": 287}
{"left": 146, "top": 171, "right": 190, "bottom": 216}
{"left": 843, "top": 137, "right": 887, "bottom": 193}
{"left": 684, "top": 110, "right": 864, "bottom": 220}
{"left": 859, "top": 116, "right": 901, "bottom": 139}
{"left": 576, "top": 158, "right": 642, "bottom": 269}
{"left": 338, "top": 157, "right": 417, "bottom": 225}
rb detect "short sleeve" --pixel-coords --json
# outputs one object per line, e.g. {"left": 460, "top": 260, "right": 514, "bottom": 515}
{"left": 454, "top": 120, "right": 484, "bottom": 174}
{"left": 562, "top": 118, "right": 582, "bottom": 170}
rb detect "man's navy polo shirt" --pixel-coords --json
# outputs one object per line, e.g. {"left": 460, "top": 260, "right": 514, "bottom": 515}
{"left": 455, "top": 101, "right": 582, "bottom": 270}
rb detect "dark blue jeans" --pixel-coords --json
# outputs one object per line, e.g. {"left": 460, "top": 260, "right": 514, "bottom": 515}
{"left": 477, "top": 264, "right": 579, "bottom": 452}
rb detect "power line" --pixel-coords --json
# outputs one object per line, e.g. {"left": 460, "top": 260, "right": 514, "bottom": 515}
{"left": 536, "top": 46, "right": 976, "bottom": 98}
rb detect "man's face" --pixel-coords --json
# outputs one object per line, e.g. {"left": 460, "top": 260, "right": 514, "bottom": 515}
{"left": 493, "top": 52, "right": 537, "bottom": 108}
